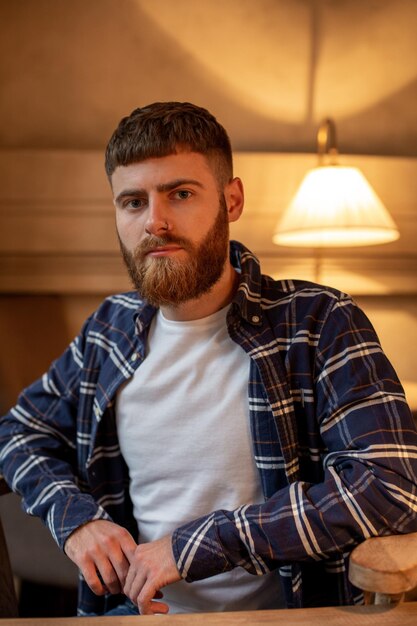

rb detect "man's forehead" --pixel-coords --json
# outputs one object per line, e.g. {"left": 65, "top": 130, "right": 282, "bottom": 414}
{"left": 110, "top": 151, "right": 216, "bottom": 190}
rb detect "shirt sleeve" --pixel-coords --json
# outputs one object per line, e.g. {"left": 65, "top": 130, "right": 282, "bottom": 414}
{"left": 0, "top": 315, "right": 111, "bottom": 550}
{"left": 171, "top": 297, "right": 417, "bottom": 582}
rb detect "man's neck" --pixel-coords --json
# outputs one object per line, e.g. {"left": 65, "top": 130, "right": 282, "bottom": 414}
{"left": 159, "top": 262, "right": 238, "bottom": 322}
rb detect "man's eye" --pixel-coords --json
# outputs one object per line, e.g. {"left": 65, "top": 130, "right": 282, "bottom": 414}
{"left": 175, "top": 190, "right": 191, "bottom": 200}
{"left": 126, "top": 199, "right": 144, "bottom": 209}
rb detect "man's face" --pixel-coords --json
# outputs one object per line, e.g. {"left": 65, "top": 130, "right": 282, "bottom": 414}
{"left": 111, "top": 151, "right": 231, "bottom": 307}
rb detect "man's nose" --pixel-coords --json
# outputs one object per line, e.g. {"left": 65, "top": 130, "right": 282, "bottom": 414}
{"left": 144, "top": 197, "right": 171, "bottom": 236}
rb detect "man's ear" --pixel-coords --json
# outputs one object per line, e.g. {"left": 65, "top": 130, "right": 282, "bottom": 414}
{"left": 224, "top": 177, "right": 244, "bottom": 223}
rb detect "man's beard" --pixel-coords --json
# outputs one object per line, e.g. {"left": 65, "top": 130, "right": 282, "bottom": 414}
{"left": 118, "top": 196, "right": 230, "bottom": 307}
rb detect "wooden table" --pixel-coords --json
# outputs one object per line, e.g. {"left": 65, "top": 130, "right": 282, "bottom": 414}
{"left": 2, "top": 603, "right": 417, "bottom": 626}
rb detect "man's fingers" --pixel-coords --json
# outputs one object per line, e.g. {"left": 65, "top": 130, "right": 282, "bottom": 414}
{"left": 138, "top": 583, "right": 169, "bottom": 615}
{"left": 123, "top": 568, "right": 146, "bottom": 604}
{"left": 80, "top": 561, "right": 107, "bottom": 596}
{"left": 94, "top": 556, "right": 123, "bottom": 595}
{"left": 121, "top": 540, "right": 137, "bottom": 563}
{"left": 123, "top": 559, "right": 139, "bottom": 598}
{"left": 123, "top": 535, "right": 180, "bottom": 612}
{"left": 108, "top": 551, "right": 132, "bottom": 593}
{"left": 63, "top": 519, "right": 139, "bottom": 597}
{"left": 148, "top": 600, "right": 170, "bottom": 615}
{"left": 74, "top": 541, "right": 124, "bottom": 595}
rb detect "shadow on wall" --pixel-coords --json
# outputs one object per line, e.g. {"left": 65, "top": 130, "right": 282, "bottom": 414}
{"left": 0, "top": 295, "right": 74, "bottom": 412}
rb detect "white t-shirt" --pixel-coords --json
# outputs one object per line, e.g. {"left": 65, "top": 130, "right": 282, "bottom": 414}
{"left": 116, "top": 306, "right": 283, "bottom": 613}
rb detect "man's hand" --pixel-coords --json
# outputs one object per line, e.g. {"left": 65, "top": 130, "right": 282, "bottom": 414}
{"left": 124, "top": 535, "right": 181, "bottom": 615}
{"left": 64, "top": 519, "right": 137, "bottom": 595}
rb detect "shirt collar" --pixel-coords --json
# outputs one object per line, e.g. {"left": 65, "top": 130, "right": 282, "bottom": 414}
{"left": 133, "top": 299, "right": 157, "bottom": 337}
{"left": 229, "top": 240, "right": 263, "bottom": 326}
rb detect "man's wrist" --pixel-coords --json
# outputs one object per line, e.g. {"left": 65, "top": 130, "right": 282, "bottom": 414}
{"left": 54, "top": 500, "right": 112, "bottom": 551}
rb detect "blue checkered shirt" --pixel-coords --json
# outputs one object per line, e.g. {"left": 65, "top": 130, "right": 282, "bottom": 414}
{"left": 1, "top": 241, "right": 417, "bottom": 614}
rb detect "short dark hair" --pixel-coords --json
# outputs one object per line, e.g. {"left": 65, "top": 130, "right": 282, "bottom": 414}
{"left": 105, "top": 102, "right": 233, "bottom": 187}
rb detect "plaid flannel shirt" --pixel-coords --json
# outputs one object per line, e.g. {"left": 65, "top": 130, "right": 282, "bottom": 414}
{"left": 1, "top": 241, "right": 417, "bottom": 615}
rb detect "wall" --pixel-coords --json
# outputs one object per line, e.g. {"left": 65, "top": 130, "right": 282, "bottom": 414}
{"left": 356, "top": 296, "right": 417, "bottom": 408}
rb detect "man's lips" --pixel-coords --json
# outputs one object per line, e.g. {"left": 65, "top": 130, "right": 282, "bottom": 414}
{"left": 145, "top": 245, "right": 183, "bottom": 257}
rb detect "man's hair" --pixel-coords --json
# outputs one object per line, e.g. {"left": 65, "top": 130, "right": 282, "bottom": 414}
{"left": 105, "top": 102, "right": 233, "bottom": 188}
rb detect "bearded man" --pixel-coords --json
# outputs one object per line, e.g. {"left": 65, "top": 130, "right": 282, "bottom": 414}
{"left": 1, "top": 102, "right": 416, "bottom": 617}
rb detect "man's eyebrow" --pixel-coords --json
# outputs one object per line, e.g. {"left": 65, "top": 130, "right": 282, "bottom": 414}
{"left": 156, "top": 178, "right": 204, "bottom": 193}
{"left": 114, "top": 188, "right": 145, "bottom": 205}
{"left": 114, "top": 179, "right": 204, "bottom": 206}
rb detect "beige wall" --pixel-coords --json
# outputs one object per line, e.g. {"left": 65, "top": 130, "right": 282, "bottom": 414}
{"left": 0, "top": 1, "right": 416, "bottom": 413}
{"left": 356, "top": 297, "right": 417, "bottom": 391}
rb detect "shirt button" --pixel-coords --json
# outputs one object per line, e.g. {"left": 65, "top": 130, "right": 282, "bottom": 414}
{"left": 252, "top": 315, "right": 260, "bottom": 323}
{"left": 131, "top": 353, "right": 138, "bottom": 362}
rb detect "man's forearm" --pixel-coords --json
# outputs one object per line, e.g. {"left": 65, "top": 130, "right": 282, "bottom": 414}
{"left": 172, "top": 453, "right": 417, "bottom": 583}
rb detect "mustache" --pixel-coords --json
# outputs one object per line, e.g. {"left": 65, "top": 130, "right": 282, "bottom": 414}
{"left": 134, "top": 234, "right": 194, "bottom": 257}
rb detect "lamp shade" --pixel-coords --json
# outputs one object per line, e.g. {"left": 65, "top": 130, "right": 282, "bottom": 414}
{"left": 273, "top": 165, "right": 400, "bottom": 247}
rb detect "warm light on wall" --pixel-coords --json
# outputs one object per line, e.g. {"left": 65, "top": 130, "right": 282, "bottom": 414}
{"left": 273, "top": 119, "right": 400, "bottom": 247}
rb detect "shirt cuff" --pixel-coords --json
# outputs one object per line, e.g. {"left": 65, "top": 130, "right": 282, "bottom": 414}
{"left": 172, "top": 512, "right": 233, "bottom": 582}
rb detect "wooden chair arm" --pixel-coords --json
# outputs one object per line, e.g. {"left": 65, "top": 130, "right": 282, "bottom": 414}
{"left": 349, "top": 532, "right": 417, "bottom": 603}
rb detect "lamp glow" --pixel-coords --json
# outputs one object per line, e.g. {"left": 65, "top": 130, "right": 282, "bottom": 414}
{"left": 273, "top": 120, "right": 400, "bottom": 248}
